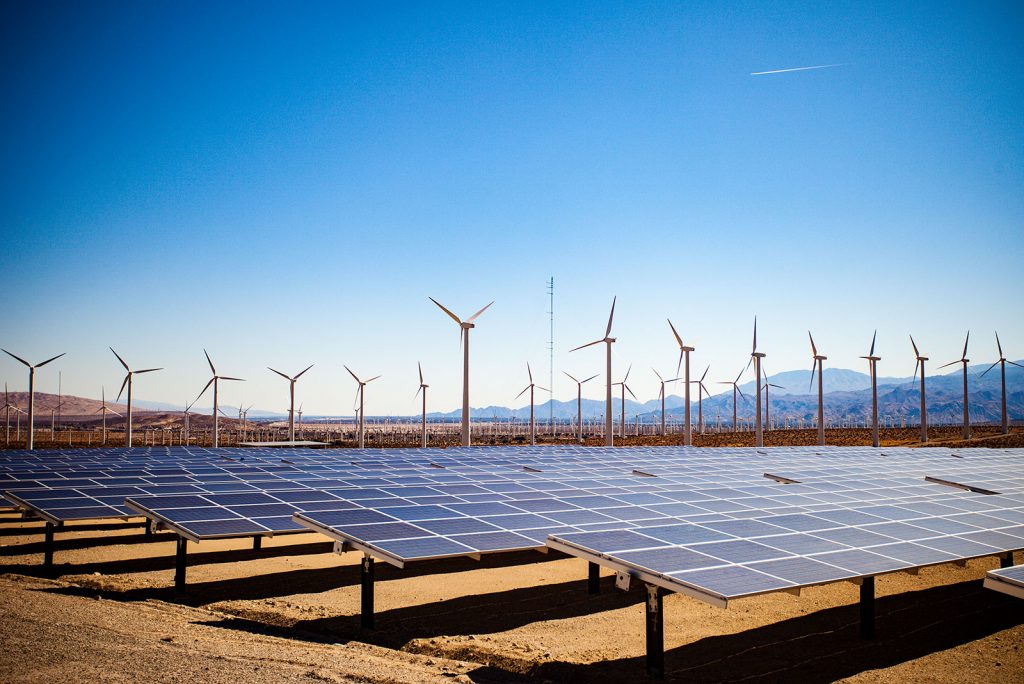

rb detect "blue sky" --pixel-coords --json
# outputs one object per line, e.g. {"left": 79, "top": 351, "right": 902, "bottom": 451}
{"left": 1, "top": 1, "right": 1022, "bottom": 416}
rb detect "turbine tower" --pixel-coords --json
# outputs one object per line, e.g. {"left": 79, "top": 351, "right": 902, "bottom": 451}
{"left": 860, "top": 331, "right": 882, "bottom": 447}
{"left": 667, "top": 319, "right": 695, "bottom": 445}
{"left": 95, "top": 386, "right": 122, "bottom": 446}
{"left": 570, "top": 297, "right": 617, "bottom": 446}
{"left": 345, "top": 366, "right": 380, "bottom": 449}
{"left": 193, "top": 350, "right": 243, "bottom": 448}
{"left": 718, "top": 368, "right": 746, "bottom": 432}
{"left": 1, "top": 349, "right": 65, "bottom": 451}
{"left": 808, "top": 331, "right": 827, "bottom": 446}
{"left": 612, "top": 365, "right": 636, "bottom": 439}
{"left": 268, "top": 364, "right": 314, "bottom": 442}
{"left": 939, "top": 332, "right": 971, "bottom": 440}
{"left": 563, "top": 371, "right": 598, "bottom": 444}
{"left": 910, "top": 335, "right": 929, "bottom": 443}
{"left": 652, "top": 369, "right": 680, "bottom": 437}
{"left": 429, "top": 297, "right": 494, "bottom": 446}
{"left": 515, "top": 363, "right": 548, "bottom": 446}
{"left": 414, "top": 362, "right": 428, "bottom": 448}
{"left": 690, "top": 365, "right": 710, "bottom": 435}
{"left": 746, "top": 318, "right": 765, "bottom": 447}
{"left": 110, "top": 348, "right": 160, "bottom": 448}
{"left": 981, "top": 332, "right": 1021, "bottom": 435}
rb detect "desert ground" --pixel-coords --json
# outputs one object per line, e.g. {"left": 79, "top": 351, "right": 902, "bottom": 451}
{"left": 1, "top": 431, "right": 1022, "bottom": 683}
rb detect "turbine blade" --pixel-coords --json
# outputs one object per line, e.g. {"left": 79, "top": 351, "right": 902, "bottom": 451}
{"left": 962, "top": 331, "right": 969, "bottom": 360}
{"left": 911, "top": 359, "right": 919, "bottom": 387}
{"left": 623, "top": 364, "right": 632, "bottom": 382}
{"left": 344, "top": 365, "right": 361, "bottom": 383}
{"left": 752, "top": 316, "right": 758, "bottom": 353}
{"left": 527, "top": 362, "right": 533, "bottom": 384}
{"left": 605, "top": 296, "right": 617, "bottom": 338}
{"left": 194, "top": 377, "right": 215, "bottom": 403}
{"left": 204, "top": 348, "right": 216, "bottom": 375}
{"left": 429, "top": 297, "right": 463, "bottom": 325}
{"left": 582, "top": 374, "right": 599, "bottom": 383}
{"left": 980, "top": 360, "right": 999, "bottom": 378}
{"left": 536, "top": 386, "right": 549, "bottom": 392}
{"left": 996, "top": 331, "right": 1003, "bottom": 359}
{"left": 652, "top": 368, "right": 663, "bottom": 382}
{"left": 466, "top": 300, "right": 494, "bottom": 323}
{"left": 667, "top": 318, "right": 683, "bottom": 348}
{"left": 366, "top": 375, "right": 381, "bottom": 383}
{"left": 116, "top": 374, "right": 130, "bottom": 402}
{"left": 625, "top": 384, "right": 637, "bottom": 400}
{"left": 808, "top": 331, "right": 817, "bottom": 357}
{"left": 1007, "top": 360, "right": 1024, "bottom": 369}
{"left": 414, "top": 385, "right": 422, "bottom": 399}
{"left": 562, "top": 371, "right": 579, "bottom": 383}
{"left": 219, "top": 376, "right": 244, "bottom": 381}
{"left": 869, "top": 330, "right": 877, "bottom": 357}
{"left": 937, "top": 360, "right": 959, "bottom": 369}
{"left": 809, "top": 361, "right": 816, "bottom": 392}
{"left": 569, "top": 339, "right": 603, "bottom": 352}
{"left": 515, "top": 386, "right": 530, "bottom": 400}
{"left": 36, "top": 352, "right": 66, "bottom": 368}
{"left": 910, "top": 334, "right": 919, "bottom": 358}
{"left": 110, "top": 347, "right": 130, "bottom": 371}
{"left": 700, "top": 365, "right": 709, "bottom": 382}
{"left": 295, "top": 364, "right": 314, "bottom": 379}
{"left": 136, "top": 368, "right": 162, "bottom": 374}
{"left": 2, "top": 349, "right": 31, "bottom": 367}
{"left": 418, "top": 361, "right": 423, "bottom": 385}
{"left": 676, "top": 349, "right": 683, "bottom": 378}
{"left": 268, "top": 367, "right": 291, "bottom": 381}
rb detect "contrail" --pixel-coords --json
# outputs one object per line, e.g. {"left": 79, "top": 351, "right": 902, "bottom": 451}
{"left": 751, "top": 63, "right": 846, "bottom": 76}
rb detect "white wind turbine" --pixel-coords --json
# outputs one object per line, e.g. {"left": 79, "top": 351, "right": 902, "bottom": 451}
{"left": 718, "top": 368, "right": 747, "bottom": 432}
{"left": 268, "top": 363, "right": 313, "bottom": 442}
{"left": 345, "top": 366, "right": 380, "bottom": 449}
{"left": 110, "top": 348, "right": 161, "bottom": 448}
{"left": 981, "top": 332, "right": 1021, "bottom": 435}
{"left": 747, "top": 318, "right": 766, "bottom": 447}
{"left": 95, "top": 386, "right": 122, "bottom": 445}
{"left": 193, "top": 350, "right": 243, "bottom": 448}
{"left": 808, "top": 331, "right": 827, "bottom": 446}
{"left": 860, "top": 331, "right": 882, "bottom": 447}
{"left": 651, "top": 369, "right": 681, "bottom": 437}
{"left": 2, "top": 349, "right": 65, "bottom": 451}
{"left": 415, "top": 362, "right": 428, "bottom": 448}
{"left": 563, "top": 371, "right": 598, "bottom": 444}
{"left": 910, "top": 335, "right": 929, "bottom": 443}
{"left": 3, "top": 383, "right": 27, "bottom": 447}
{"left": 760, "top": 364, "right": 784, "bottom": 432}
{"left": 429, "top": 297, "right": 494, "bottom": 446}
{"left": 612, "top": 364, "right": 636, "bottom": 439}
{"left": 570, "top": 297, "right": 617, "bottom": 446}
{"left": 690, "top": 365, "right": 710, "bottom": 435}
{"left": 939, "top": 332, "right": 972, "bottom": 440}
{"left": 515, "top": 363, "right": 548, "bottom": 446}
{"left": 667, "top": 319, "right": 695, "bottom": 445}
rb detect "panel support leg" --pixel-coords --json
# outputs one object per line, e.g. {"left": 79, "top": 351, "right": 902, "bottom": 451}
{"left": 43, "top": 522, "right": 55, "bottom": 568}
{"left": 588, "top": 561, "right": 600, "bottom": 594}
{"left": 175, "top": 537, "right": 188, "bottom": 591}
{"left": 253, "top": 536, "right": 262, "bottom": 551}
{"left": 360, "top": 554, "right": 375, "bottom": 629}
{"left": 1001, "top": 552, "right": 1014, "bottom": 569}
{"left": 860, "top": 576, "right": 875, "bottom": 640}
{"left": 645, "top": 583, "right": 664, "bottom": 678}
{"left": 144, "top": 519, "right": 154, "bottom": 538}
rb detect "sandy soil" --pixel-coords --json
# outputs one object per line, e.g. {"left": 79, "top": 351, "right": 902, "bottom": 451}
{"left": 1, "top": 509, "right": 1022, "bottom": 683}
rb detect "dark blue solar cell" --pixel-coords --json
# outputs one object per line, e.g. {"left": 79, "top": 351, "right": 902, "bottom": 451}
{"left": 340, "top": 522, "right": 432, "bottom": 542}
{"left": 153, "top": 506, "right": 238, "bottom": 522}
{"left": 870, "top": 542, "right": 957, "bottom": 565}
{"left": 561, "top": 495, "right": 622, "bottom": 509}
{"left": 811, "top": 509, "right": 887, "bottom": 525}
{"left": 756, "top": 514, "right": 840, "bottom": 533}
{"left": 555, "top": 529, "right": 665, "bottom": 552}
{"left": 295, "top": 500, "right": 359, "bottom": 512}
{"left": 444, "top": 502, "right": 524, "bottom": 516}
{"left": 746, "top": 557, "right": 853, "bottom": 585}
{"left": 669, "top": 565, "right": 794, "bottom": 598}
{"left": 701, "top": 519, "right": 790, "bottom": 538}
{"left": 448, "top": 531, "right": 538, "bottom": 551}
{"left": 377, "top": 505, "right": 462, "bottom": 521}
{"left": 694, "top": 540, "right": 792, "bottom": 564}
{"left": 636, "top": 524, "right": 734, "bottom": 545}
{"left": 373, "top": 535, "right": 475, "bottom": 560}
{"left": 300, "top": 508, "right": 395, "bottom": 526}
{"left": 180, "top": 518, "right": 267, "bottom": 538}
{"left": 648, "top": 502, "right": 713, "bottom": 517}
{"left": 809, "top": 548, "right": 910, "bottom": 575}
{"left": 382, "top": 486, "right": 442, "bottom": 498}
{"left": 609, "top": 493, "right": 671, "bottom": 506}
{"left": 413, "top": 517, "right": 502, "bottom": 535}
{"left": 508, "top": 498, "right": 579, "bottom": 513}
{"left": 204, "top": 493, "right": 279, "bottom": 506}
{"left": 758, "top": 533, "right": 850, "bottom": 555}
{"left": 142, "top": 495, "right": 213, "bottom": 510}
{"left": 480, "top": 513, "right": 559, "bottom": 530}
{"left": 958, "top": 530, "right": 1024, "bottom": 551}
{"left": 266, "top": 489, "right": 338, "bottom": 503}
{"left": 813, "top": 527, "right": 899, "bottom": 548}
{"left": 49, "top": 505, "right": 121, "bottom": 521}
{"left": 616, "top": 546, "right": 723, "bottom": 574}
{"left": 328, "top": 487, "right": 389, "bottom": 500}
{"left": 250, "top": 516, "right": 306, "bottom": 532}
{"left": 540, "top": 509, "right": 616, "bottom": 525}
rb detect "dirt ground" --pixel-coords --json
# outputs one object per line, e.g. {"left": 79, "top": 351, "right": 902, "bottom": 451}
{"left": 0, "top": 508, "right": 1022, "bottom": 683}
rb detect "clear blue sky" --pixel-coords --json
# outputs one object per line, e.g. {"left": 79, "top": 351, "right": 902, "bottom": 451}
{"left": 2, "top": 1, "right": 1022, "bottom": 416}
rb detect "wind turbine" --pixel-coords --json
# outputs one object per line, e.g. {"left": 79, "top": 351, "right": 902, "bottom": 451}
{"left": 429, "top": 297, "right": 494, "bottom": 446}
{"left": 193, "top": 350, "right": 243, "bottom": 448}
{"left": 910, "top": 335, "right": 929, "bottom": 443}
{"left": 3, "top": 383, "right": 26, "bottom": 447}
{"left": 939, "top": 332, "right": 972, "bottom": 440}
{"left": 612, "top": 365, "right": 636, "bottom": 439}
{"left": 95, "top": 386, "right": 122, "bottom": 445}
{"left": 808, "top": 331, "right": 827, "bottom": 446}
{"left": 563, "top": 371, "right": 598, "bottom": 444}
{"left": 981, "top": 332, "right": 1021, "bottom": 435}
{"left": 109, "top": 348, "right": 161, "bottom": 448}
{"left": 690, "top": 365, "right": 710, "bottom": 435}
{"left": 570, "top": 297, "right": 617, "bottom": 446}
{"left": 667, "top": 319, "right": 695, "bottom": 445}
{"left": 345, "top": 366, "right": 380, "bottom": 448}
{"left": 860, "top": 331, "right": 882, "bottom": 447}
{"left": 1, "top": 349, "right": 65, "bottom": 451}
{"left": 718, "top": 368, "right": 747, "bottom": 432}
{"left": 745, "top": 318, "right": 765, "bottom": 447}
{"left": 268, "top": 363, "right": 313, "bottom": 442}
{"left": 651, "top": 369, "right": 680, "bottom": 437}
{"left": 515, "top": 363, "right": 548, "bottom": 446}
{"left": 760, "top": 364, "right": 784, "bottom": 432}
{"left": 415, "top": 362, "right": 429, "bottom": 448}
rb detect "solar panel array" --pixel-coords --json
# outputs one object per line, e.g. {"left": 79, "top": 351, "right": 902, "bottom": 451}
{"left": 984, "top": 563, "right": 1024, "bottom": 600}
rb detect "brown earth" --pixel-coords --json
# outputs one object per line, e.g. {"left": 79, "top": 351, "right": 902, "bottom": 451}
{"left": 0, "top": 510, "right": 1021, "bottom": 683}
